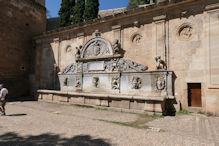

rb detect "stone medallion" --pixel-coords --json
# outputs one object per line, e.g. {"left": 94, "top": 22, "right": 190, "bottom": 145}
{"left": 177, "top": 23, "right": 195, "bottom": 41}
{"left": 131, "top": 33, "right": 142, "bottom": 44}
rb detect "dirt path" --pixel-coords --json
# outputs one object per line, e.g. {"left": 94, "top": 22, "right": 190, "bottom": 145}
{"left": 0, "top": 101, "right": 219, "bottom": 146}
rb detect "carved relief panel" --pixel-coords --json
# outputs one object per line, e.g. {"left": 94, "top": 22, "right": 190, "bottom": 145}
{"left": 131, "top": 76, "right": 142, "bottom": 89}
{"left": 131, "top": 33, "right": 142, "bottom": 44}
{"left": 92, "top": 77, "right": 99, "bottom": 88}
{"left": 156, "top": 77, "right": 166, "bottom": 91}
{"left": 75, "top": 77, "right": 81, "bottom": 88}
{"left": 111, "top": 76, "right": 120, "bottom": 90}
{"left": 81, "top": 38, "right": 113, "bottom": 58}
{"left": 177, "top": 23, "right": 195, "bottom": 41}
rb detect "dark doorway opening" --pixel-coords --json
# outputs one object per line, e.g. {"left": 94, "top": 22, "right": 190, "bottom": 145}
{"left": 188, "top": 83, "right": 202, "bottom": 107}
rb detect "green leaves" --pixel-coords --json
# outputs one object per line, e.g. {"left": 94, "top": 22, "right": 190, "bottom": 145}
{"left": 71, "top": 0, "right": 85, "bottom": 25}
{"left": 59, "top": 0, "right": 99, "bottom": 27}
{"left": 83, "top": 0, "right": 99, "bottom": 21}
{"left": 59, "top": 0, "right": 75, "bottom": 27}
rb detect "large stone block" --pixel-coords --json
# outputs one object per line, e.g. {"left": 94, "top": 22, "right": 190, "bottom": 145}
{"left": 53, "top": 95, "right": 68, "bottom": 103}
{"left": 42, "top": 94, "right": 53, "bottom": 101}
{"left": 100, "top": 99, "right": 109, "bottom": 107}
{"left": 38, "top": 94, "right": 43, "bottom": 100}
{"left": 84, "top": 98, "right": 101, "bottom": 106}
{"left": 69, "top": 97, "right": 85, "bottom": 104}
{"left": 144, "top": 101, "right": 163, "bottom": 113}
{"left": 130, "top": 100, "right": 145, "bottom": 110}
{"left": 111, "top": 100, "right": 130, "bottom": 109}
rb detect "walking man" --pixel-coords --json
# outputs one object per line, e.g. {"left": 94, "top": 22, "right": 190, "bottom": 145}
{"left": 0, "top": 84, "right": 8, "bottom": 116}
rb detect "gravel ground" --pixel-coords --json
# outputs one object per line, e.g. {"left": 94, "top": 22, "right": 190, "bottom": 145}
{"left": 0, "top": 101, "right": 219, "bottom": 146}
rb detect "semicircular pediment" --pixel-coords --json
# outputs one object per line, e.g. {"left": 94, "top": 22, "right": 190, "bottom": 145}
{"left": 81, "top": 37, "right": 113, "bottom": 58}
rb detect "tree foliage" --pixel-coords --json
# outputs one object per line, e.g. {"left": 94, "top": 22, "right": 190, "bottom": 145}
{"left": 59, "top": 0, "right": 75, "bottom": 27}
{"left": 83, "top": 0, "right": 99, "bottom": 21}
{"left": 71, "top": 0, "right": 85, "bottom": 24}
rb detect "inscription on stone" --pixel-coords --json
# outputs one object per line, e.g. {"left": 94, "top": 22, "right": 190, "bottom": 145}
{"left": 88, "top": 61, "right": 105, "bottom": 71}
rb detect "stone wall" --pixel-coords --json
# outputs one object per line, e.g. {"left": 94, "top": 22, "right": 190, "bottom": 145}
{"left": 35, "top": 0, "right": 45, "bottom": 6}
{"left": 34, "top": 0, "right": 219, "bottom": 114}
{"left": 0, "top": 0, "right": 46, "bottom": 99}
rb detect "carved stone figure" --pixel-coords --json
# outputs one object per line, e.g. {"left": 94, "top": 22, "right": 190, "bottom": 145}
{"left": 112, "top": 40, "right": 121, "bottom": 54}
{"left": 92, "top": 77, "right": 99, "bottom": 88}
{"left": 112, "top": 76, "right": 120, "bottom": 90}
{"left": 94, "top": 41, "right": 101, "bottom": 56}
{"left": 131, "top": 77, "right": 142, "bottom": 89}
{"left": 104, "top": 58, "right": 148, "bottom": 72}
{"left": 64, "top": 78, "right": 68, "bottom": 86}
{"left": 75, "top": 78, "right": 81, "bottom": 88}
{"left": 156, "top": 77, "right": 165, "bottom": 90}
{"left": 155, "top": 56, "right": 166, "bottom": 70}
{"left": 75, "top": 46, "right": 82, "bottom": 59}
{"left": 93, "top": 30, "right": 101, "bottom": 37}
{"left": 104, "top": 59, "right": 118, "bottom": 72}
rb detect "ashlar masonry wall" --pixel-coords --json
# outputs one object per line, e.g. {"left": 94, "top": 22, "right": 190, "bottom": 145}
{"left": 0, "top": 0, "right": 46, "bottom": 99}
{"left": 34, "top": 0, "right": 219, "bottom": 115}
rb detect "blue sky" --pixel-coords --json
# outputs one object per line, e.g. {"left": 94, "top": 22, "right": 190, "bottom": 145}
{"left": 46, "top": 0, "right": 129, "bottom": 18}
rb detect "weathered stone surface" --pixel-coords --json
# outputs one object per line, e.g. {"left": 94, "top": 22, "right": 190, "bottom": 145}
{"left": 144, "top": 101, "right": 163, "bottom": 113}
{"left": 69, "top": 97, "right": 85, "bottom": 104}
{"left": 130, "top": 101, "right": 145, "bottom": 110}
{"left": 53, "top": 95, "right": 68, "bottom": 103}
{"left": 37, "top": 90, "right": 168, "bottom": 113}
{"left": 42, "top": 94, "right": 53, "bottom": 101}
{"left": 34, "top": 0, "right": 219, "bottom": 115}
{"left": 85, "top": 98, "right": 101, "bottom": 106}
{"left": 0, "top": 0, "right": 46, "bottom": 99}
{"left": 111, "top": 100, "right": 130, "bottom": 109}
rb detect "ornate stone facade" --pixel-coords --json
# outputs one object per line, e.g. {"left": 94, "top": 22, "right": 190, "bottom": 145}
{"left": 34, "top": 0, "right": 219, "bottom": 115}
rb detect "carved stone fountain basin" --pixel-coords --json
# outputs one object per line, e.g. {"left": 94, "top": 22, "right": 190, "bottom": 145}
{"left": 39, "top": 36, "right": 175, "bottom": 114}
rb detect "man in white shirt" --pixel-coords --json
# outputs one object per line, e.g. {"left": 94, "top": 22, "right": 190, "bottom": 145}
{"left": 0, "top": 84, "right": 8, "bottom": 116}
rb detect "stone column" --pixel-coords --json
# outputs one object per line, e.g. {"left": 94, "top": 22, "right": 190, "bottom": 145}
{"left": 77, "top": 32, "right": 85, "bottom": 46}
{"left": 206, "top": 5, "right": 219, "bottom": 86}
{"left": 112, "top": 25, "right": 122, "bottom": 44}
{"left": 53, "top": 38, "right": 60, "bottom": 66}
{"left": 153, "top": 15, "right": 168, "bottom": 68}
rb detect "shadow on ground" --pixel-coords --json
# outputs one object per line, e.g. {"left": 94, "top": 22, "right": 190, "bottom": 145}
{"left": 0, "top": 132, "right": 111, "bottom": 146}
{"left": 6, "top": 113, "right": 27, "bottom": 117}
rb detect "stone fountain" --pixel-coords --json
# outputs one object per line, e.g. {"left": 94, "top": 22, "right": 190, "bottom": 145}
{"left": 38, "top": 34, "right": 175, "bottom": 114}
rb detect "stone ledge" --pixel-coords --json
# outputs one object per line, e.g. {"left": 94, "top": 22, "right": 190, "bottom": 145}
{"left": 37, "top": 90, "right": 169, "bottom": 101}
{"left": 205, "top": 3, "right": 219, "bottom": 11}
{"left": 37, "top": 90, "right": 177, "bottom": 114}
{"left": 76, "top": 54, "right": 123, "bottom": 62}
{"left": 35, "top": 0, "right": 202, "bottom": 39}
